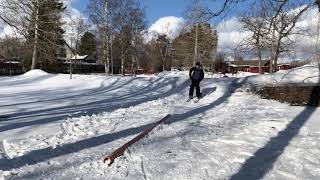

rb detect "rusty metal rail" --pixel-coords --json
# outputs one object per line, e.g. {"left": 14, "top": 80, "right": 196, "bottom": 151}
{"left": 103, "top": 114, "right": 171, "bottom": 165}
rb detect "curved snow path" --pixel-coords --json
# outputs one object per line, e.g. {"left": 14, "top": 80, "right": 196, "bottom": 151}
{"left": 0, "top": 72, "right": 320, "bottom": 180}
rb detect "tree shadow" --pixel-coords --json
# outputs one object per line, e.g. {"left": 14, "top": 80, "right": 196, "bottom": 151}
{"left": 202, "top": 87, "right": 217, "bottom": 96}
{"left": 0, "top": 122, "right": 154, "bottom": 171}
{"left": 229, "top": 64, "right": 320, "bottom": 180}
{"left": 0, "top": 77, "right": 247, "bottom": 171}
{"left": 0, "top": 77, "right": 122, "bottom": 108}
{"left": 168, "top": 78, "right": 247, "bottom": 125}
{"left": 0, "top": 77, "right": 189, "bottom": 133}
{"left": 0, "top": 74, "right": 55, "bottom": 87}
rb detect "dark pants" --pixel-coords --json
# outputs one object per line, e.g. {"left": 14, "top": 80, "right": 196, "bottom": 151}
{"left": 189, "top": 80, "right": 201, "bottom": 97}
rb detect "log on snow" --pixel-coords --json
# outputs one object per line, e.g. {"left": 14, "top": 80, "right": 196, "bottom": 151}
{"left": 103, "top": 114, "right": 171, "bottom": 165}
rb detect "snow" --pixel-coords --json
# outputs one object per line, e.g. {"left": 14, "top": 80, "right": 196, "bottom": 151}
{"left": 248, "top": 64, "right": 320, "bottom": 86}
{"left": 0, "top": 66, "right": 320, "bottom": 179}
{"left": 21, "top": 69, "right": 49, "bottom": 77}
{"left": 72, "top": 55, "right": 88, "bottom": 60}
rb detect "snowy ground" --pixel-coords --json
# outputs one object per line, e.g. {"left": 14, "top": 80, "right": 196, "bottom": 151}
{"left": 0, "top": 65, "right": 319, "bottom": 180}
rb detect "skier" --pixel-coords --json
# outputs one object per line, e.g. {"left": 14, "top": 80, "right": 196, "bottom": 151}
{"left": 187, "top": 62, "right": 204, "bottom": 102}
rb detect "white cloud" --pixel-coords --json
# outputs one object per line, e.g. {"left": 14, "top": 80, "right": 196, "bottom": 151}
{"left": 0, "top": 25, "right": 16, "bottom": 38}
{"left": 146, "top": 16, "right": 186, "bottom": 42}
{"left": 216, "top": 17, "right": 250, "bottom": 52}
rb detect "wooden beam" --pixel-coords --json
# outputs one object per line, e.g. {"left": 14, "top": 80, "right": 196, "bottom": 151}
{"left": 103, "top": 114, "right": 171, "bottom": 165}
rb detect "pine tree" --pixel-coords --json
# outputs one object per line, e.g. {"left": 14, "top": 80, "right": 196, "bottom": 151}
{"left": 79, "top": 32, "right": 96, "bottom": 56}
{"left": 28, "top": 0, "right": 66, "bottom": 72}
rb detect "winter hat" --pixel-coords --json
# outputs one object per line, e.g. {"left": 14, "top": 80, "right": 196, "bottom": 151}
{"left": 196, "top": 62, "right": 201, "bottom": 66}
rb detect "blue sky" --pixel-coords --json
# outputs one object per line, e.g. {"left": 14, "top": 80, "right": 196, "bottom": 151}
{"left": 72, "top": 0, "right": 193, "bottom": 25}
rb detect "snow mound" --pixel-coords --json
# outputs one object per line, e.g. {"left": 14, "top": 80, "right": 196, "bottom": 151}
{"left": 248, "top": 64, "right": 320, "bottom": 85}
{"left": 157, "top": 71, "right": 187, "bottom": 77}
{"left": 22, "top": 69, "right": 49, "bottom": 77}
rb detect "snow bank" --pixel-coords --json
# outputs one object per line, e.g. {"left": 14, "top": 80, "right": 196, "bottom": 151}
{"left": 21, "top": 69, "right": 49, "bottom": 77}
{"left": 248, "top": 64, "right": 320, "bottom": 85}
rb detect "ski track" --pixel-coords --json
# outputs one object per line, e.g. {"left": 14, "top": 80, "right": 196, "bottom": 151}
{"left": 0, "top": 69, "right": 320, "bottom": 179}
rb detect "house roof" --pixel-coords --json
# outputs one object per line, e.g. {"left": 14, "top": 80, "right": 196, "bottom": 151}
{"left": 5, "top": 61, "right": 21, "bottom": 64}
{"left": 72, "top": 55, "right": 88, "bottom": 60}
{"left": 232, "top": 60, "right": 270, "bottom": 67}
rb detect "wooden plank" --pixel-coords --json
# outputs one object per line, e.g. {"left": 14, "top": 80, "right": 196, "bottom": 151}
{"left": 103, "top": 114, "right": 171, "bottom": 165}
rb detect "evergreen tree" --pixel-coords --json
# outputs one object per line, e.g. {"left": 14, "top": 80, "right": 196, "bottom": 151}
{"left": 79, "top": 32, "right": 96, "bottom": 56}
{"left": 27, "top": 0, "right": 66, "bottom": 72}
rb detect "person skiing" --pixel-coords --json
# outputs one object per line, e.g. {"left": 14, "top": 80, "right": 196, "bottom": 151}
{"left": 187, "top": 62, "right": 204, "bottom": 102}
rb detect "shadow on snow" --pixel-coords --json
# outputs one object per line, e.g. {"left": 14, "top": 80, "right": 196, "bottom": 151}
{"left": 0, "top": 77, "right": 245, "bottom": 171}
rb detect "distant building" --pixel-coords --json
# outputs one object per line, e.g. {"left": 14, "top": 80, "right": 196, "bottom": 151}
{"left": 0, "top": 54, "right": 23, "bottom": 75}
{"left": 56, "top": 42, "right": 73, "bottom": 62}
{"left": 229, "top": 60, "right": 296, "bottom": 73}
{"left": 232, "top": 60, "right": 270, "bottom": 73}
{"left": 71, "top": 54, "right": 97, "bottom": 64}
{"left": 277, "top": 64, "right": 294, "bottom": 71}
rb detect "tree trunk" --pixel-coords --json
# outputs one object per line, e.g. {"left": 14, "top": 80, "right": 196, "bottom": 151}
{"left": 104, "top": 1, "right": 110, "bottom": 75}
{"left": 106, "top": 35, "right": 110, "bottom": 74}
{"left": 163, "top": 58, "right": 165, "bottom": 72}
{"left": 316, "top": 13, "right": 320, "bottom": 64}
{"left": 274, "top": 42, "right": 281, "bottom": 72}
{"left": 119, "top": 30, "right": 126, "bottom": 76}
{"left": 194, "top": 24, "right": 198, "bottom": 66}
{"left": 111, "top": 33, "right": 114, "bottom": 75}
{"left": 132, "top": 55, "right": 136, "bottom": 76}
{"left": 257, "top": 43, "right": 262, "bottom": 74}
{"left": 121, "top": 44, "right": 125, "bottom": 76}
{"left": 270, "top": 27, "right": 275, "bottom": 73}
{"left": 31, "top": 0, "right": 39, "bottom": 70}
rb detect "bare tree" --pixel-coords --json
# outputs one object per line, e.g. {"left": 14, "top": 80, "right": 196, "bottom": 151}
{"left": 70, "top": 16, "right": 88, "bottom": 52}
{"left": 189, "top": 0, "right": 245, "bottom": 21}
{"left": 112, "top": 0, "right": 145, "bottom": 76}
{"left": 185, "top": 1, "right": 211, "bottom": 65}
{"left": 156, "top": 34, "right": 171, "bottom": 72}
{"left": 236, "top": 0, "right": 312, "bottom": 73}
{"left": 87, "top": 0, "right": 115, "bottom": 74}
{"left": 0, "top": 0, "right": 35, "bottom": 68}
{"left": 129, "top": 7, "right": 146, "bottom": 76}
{"left": 264, "top": 0, "right": 311, "bottom": 72}
{"left": 239, "top": 2, "right": 269, "bottom": 74}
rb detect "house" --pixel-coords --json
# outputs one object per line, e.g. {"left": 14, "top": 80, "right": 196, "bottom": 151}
{"left": 229, "top": 60, "right": 297, "bottom": 73}
{"left": 277, "top": 63, "right": 294, "bottom": 70}
{"left": 71, "top": 54, "right": 97, "bottom": 65}
{"left": 56, "top": 42, "right": 73, "bottom": 62}
{"left": 0, "top": 54, "right": 23, "bottom": 75}
{"left": 67, "top": 54, "right": 105, "bottom": 74}
{"left": 230, "top": 60, "right": 270, "bottom": 73}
